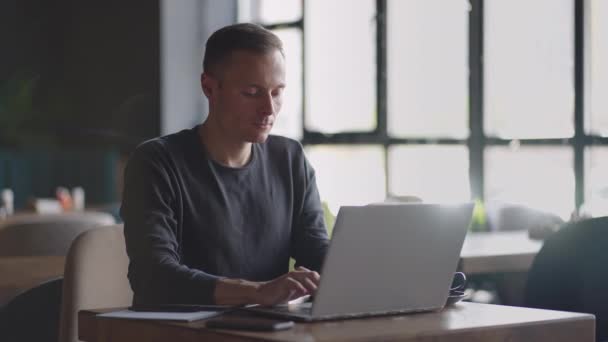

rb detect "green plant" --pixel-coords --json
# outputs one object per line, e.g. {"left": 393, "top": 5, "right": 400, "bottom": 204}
{"left": 0, "top": 71, "right": 39, "bottom": 146}
{"left": 469, "top": 198, "right": 488, "bottom": 232}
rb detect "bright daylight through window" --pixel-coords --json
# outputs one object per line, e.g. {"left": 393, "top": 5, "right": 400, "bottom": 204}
{"left": 238, "top": 0, "right": 608, "bottom": 220}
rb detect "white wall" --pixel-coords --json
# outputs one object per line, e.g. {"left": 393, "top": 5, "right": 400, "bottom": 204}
{"left": 160, "top": 0, "right": 236, "bottom": 135}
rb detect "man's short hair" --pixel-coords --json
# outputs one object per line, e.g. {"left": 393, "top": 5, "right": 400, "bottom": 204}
{"left": 203, "top": 23, "right": 284, "bottom": 76}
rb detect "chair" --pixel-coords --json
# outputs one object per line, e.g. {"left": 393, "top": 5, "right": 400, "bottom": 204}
{"left": 475, "top": 202, "right": 565, "bottom": 306}
{"left": 59, "top": 224, "right": 132, "bottom": 342}
{"left": 0, "top": 212, "right": 115, "bottom": 256}
{"left": 0, "top": 255, "right": 65, "bottom": 306}
{"left": 0, "top": 277, "right": 63, "bottom": 342}
{"left": 484, "top": 201, "right": 564, "bottom": 233}
{"left": 525, "top": 216, "right": 608, "bottom": 341}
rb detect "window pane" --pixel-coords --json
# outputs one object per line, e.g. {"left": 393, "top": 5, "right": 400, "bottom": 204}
{"left": 586, "top": 0, "right": 608, "bottom": 136}
{"left": 584, "top": 147, "right": 608, "bottom": 216}
{"left": 485, "top": 0, "right": 574, "bottom": 139}
{"left": 259, "top": 0, "right": 301, "bottom": 23}
{"left": 388, "top": 145, "right": 470, "bottom": 202}
{"left": 485, "top": 146, "right": 574, "bottom": 219}
{"left": 271, "top": 28, "right": 302, "bottom": 140}
{"left": 387, "top": 0, "right": 469, "bottom": 139}
{"left": 238, "top": 0, "right": 302, "bottom": 24}
{"left": 305, "top": 145, "right": 386, "bottom": 214}
{"left": 305, "top": 0, "right": 376, "bottom": 133}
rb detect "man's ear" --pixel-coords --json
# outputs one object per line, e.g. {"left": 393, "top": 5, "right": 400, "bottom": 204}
{"left": 201, "top": 73, "right": 216, "bottom": 99}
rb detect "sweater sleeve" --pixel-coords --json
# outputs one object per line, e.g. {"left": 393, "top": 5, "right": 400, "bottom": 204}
{"left": 120, "top": 142, "right": 221, "bottom": 305}
{"left": 291, "top": 151, "right": 330, "bottom": 273}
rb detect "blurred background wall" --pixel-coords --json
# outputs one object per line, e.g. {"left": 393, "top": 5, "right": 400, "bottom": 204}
{"left": 0, "top": 0, "right": 235, "bottom": 210}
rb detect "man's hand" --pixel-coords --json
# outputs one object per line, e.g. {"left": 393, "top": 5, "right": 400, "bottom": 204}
{"left": 213, "top": 267, "right": 320, "bottom": 306}
{"left": 254, "top": 267, "right": 320, "bottom": 306}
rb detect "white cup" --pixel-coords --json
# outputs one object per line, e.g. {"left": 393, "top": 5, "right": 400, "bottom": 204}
{"left": 1, "top": 189, "right": 14, "bottom": 215}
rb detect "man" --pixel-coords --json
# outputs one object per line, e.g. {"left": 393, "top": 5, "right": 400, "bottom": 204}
{"left": 120, "top": 23, "right": 329, "bottom": 306}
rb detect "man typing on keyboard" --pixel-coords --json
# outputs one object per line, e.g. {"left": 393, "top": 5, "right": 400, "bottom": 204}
{"left": 121, "top": 23, "right": 329, "bottom": 307}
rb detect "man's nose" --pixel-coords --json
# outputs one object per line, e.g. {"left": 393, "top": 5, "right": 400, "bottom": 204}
{"left": 259, "top": 92, "right": 274, "bottom": 116}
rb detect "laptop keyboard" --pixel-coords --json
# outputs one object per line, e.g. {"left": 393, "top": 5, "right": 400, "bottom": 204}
{"left": 272, "top": 303, "right": 313, "bottom": 314}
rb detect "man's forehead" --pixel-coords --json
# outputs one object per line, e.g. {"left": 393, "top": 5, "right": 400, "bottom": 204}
{"left": 226, "top": 49, "right": 284, "bottom": 67}
{"left": 220, "top": 49, "right": 286, "bottom": 85}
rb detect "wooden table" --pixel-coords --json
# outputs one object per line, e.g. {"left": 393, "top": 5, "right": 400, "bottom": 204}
{"left": 79, "top": 302, "right": 594, "bottom": 342}
{"left": 0, "top": 255, "right": 65, "bottom": 304}
{"left": 0, "top": 211, "right": 115, "bottom": 230}
{"left": 459, "top": 231, "right": 543, "bottom": 275}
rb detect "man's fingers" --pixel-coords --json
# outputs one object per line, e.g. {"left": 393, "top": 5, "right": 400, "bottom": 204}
{"left": 266, "top": 279, "right": 302, "bottom": 306}
{"left": 303, "top": 277, "right": 318, "bottom": 293}
{"left": 274, "top": 288, "right": 296, "bottom": 305}
{"left": 290, "top": 270, "right": 321, "bottom": 287}
{"left": 259, "top": 269, "right": 321, "bottom": 306}
{"left": 286, "top": 277, "right": 308, "bottom": 295}
{"left": 292, "top": 274, "right": 318, "bottom": 293}
{"left": 295, "top": 267, "right": 320, "bottom": 282}
{"left": 279, "top": 277, "right": 307, "bottom": 303}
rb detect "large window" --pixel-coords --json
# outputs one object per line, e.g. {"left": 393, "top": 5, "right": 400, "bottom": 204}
{"left": 239, "top": 0, "right": 608, "bottom": 219}
{"left": 305, "top": 0, "right": 377, "bottom": 133}
{"left": 388, "top": 0, "right": 469, "bottom": 139}
{"left": 484, "top": 0, "right": 574, "bottom": 139}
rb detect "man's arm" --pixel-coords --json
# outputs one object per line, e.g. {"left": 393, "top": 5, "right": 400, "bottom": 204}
{"left": 214, "top": 267, "right": 320, "bottom": 306}
{"left": 121, "top": 143, "right": 222, "bottom": 305}
{"left": 290, "top": 152, "right": 330, "bottom": 272}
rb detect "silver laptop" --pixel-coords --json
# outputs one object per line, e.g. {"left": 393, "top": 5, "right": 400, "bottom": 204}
{"left": 247, "top": 203, "right": 474, "bottom": 321}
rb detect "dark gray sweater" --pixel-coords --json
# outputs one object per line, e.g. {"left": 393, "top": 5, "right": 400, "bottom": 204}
{"left": 120, "top": 126, "right": 329, "bottom": 305}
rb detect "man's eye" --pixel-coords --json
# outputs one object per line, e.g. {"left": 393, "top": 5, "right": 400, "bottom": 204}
{"left": 243, "top": 88, "right": 259, "bottom": 96}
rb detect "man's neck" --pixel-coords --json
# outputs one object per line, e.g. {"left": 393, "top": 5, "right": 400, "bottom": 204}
{"left": 199, "top": 118, "right": 252, "bottom": 168}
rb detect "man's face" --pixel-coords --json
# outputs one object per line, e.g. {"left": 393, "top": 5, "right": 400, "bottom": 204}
{"left": 202, "top": 49, "right": 286, "bottom": 144}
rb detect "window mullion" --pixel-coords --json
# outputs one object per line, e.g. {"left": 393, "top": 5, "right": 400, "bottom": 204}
{"left": 469, "top": 0, "right": 485, "bottom": 202}
{"left": 574, "top": 0, "right": 586, "bottom": 211}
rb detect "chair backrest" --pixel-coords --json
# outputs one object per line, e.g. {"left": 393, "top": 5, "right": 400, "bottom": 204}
{"left": 484, "top": 201, "right": 564, "bottom": 232}
{"left": 0, "top": 277, "right": 63, "bottom": 342}
{"left": 59, "top": 224, "right": 133, "bottom": 342}
{"left": 0, "top": 212, "right": 115, "bottom": 256}
{"left": 525, "top": 216, "right": 608, "bottom": 341}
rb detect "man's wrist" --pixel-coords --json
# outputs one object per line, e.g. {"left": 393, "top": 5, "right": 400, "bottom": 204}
{"left": 213, "top": 278, "right": 261, "bottom": 305}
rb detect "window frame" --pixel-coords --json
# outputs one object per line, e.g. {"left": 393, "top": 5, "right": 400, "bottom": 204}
{"left": 254, "top": 0, "right": 608, "bottom": 214}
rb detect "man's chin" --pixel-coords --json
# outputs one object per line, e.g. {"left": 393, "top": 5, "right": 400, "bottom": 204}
{"left": 248, "top": 132, "right": 270, "bottom": 144}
